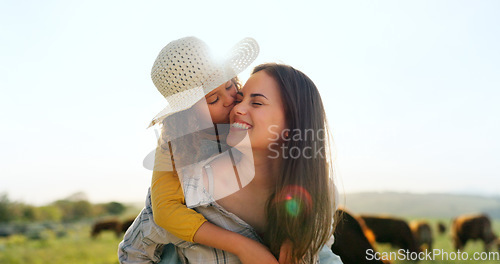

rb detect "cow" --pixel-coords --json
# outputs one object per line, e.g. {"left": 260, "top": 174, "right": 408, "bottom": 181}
{"left": 360, "top": 215, "right": 420, "bottom": 254}
{"left": 452, "top": 214, "right": 499, "bottom": 251}
{"left": 332, "top": 209, "right": 390, "bottom": 264}
{"left": 437, "top": 222, "right": 446, "bottom": 235}
{"left": 91, "top": 219, "right": 122, "bottom": 238}
{"left": 409, "top": 220, "right": 433, "bottom": 251}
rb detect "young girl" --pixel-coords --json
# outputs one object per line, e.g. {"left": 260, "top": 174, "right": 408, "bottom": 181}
{"left": 119, "top": 36, "right": 280, "bottom": 263}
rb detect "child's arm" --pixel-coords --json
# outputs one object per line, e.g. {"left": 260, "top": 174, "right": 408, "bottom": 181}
{"left": 151, "top": 169, "right": 207, "bottom": 242}
{"left": 151, "top": 169, "right": 278, "bottom": 264}
{"left": 150, "top": 140, "right": 207, "bottom": 241}
{"left": 151, "top": 145, "right": 279, "bottom": 263}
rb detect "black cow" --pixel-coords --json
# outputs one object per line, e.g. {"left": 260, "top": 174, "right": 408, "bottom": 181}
{"left": 332, "top": 209, "right": 390, "bottom": 264}
{"left": 409, "top": 220, "right": 433, "bottom": 251}
{"left": 360, "top": 215, "right": 420, "bottom": 254}
{"left": 452, "top": 214, "right": 499, "bottom": 251}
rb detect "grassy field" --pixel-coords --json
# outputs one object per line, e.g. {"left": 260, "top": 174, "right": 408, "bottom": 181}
{"left": 0, "top": 218, "right": 499, "bottom": 263}
{"left": 0, "top": 222, "right": 121, "bottom": 264}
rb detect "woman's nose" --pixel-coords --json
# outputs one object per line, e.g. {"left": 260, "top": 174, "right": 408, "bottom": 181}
{"left": 232, "top": 102, "right": 246, "bottom": 115}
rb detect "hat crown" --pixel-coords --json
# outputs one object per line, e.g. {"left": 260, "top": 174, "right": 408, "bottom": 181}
{"left": 151, "top": 37, "right": 224, "bottom": 99}
{"left": 148, "top": 37, "right": 259, "bottom": 127}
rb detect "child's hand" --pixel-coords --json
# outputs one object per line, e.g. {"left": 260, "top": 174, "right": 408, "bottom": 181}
{"left": 236, "top": 239, "right": 278, "bottom": 264}
{"left": 278, "top": 239, "right": 293, "bottom": 264}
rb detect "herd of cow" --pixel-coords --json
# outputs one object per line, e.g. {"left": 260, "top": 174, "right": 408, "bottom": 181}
{"left": 92, "top": 210, "right": 500, "bottom": 263}
{"left": 331, "top": 208, "right": 500, "bottom": 263}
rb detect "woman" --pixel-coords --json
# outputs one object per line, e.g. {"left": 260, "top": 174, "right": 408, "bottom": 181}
{"left": 221, "top": 63, "right": 338, "bottom": 263}
{"left": 120, "top": 63, "right": 341, "bottom": 263}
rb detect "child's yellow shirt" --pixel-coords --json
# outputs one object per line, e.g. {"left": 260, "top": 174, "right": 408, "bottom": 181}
{"left": 150, "top": 144, "right": 207, "bottom": 243}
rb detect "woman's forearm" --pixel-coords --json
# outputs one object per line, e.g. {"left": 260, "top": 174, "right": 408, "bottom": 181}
{"left": 193, "top": 221, "right": 251, "bottom": 254}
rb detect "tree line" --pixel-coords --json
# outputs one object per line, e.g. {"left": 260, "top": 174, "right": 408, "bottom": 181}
{"left": 0, "top": 193, "right": 127, "bottom": 223}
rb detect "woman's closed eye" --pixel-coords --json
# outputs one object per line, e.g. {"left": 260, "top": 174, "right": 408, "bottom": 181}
{"left": 249, "top": 93, "right": 268, "bottom": 107}
{"left": 234, "top": 99, "right": 262, "bottom": 106}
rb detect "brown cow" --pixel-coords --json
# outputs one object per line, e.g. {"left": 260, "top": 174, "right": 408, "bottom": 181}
{"left": 332, "top": 209, "right": 390, "bottom": 264}
{"left": 452, "top": 214, "right": 499, "bottom": 251}
{"left": 360, "top": 215, "right": 420, "bottom": 254}
{"left": 91, "top": 219, "right": 122, "bottom": 238}
{"left": 409, "top": 220, "right": 433, "bottom": 251}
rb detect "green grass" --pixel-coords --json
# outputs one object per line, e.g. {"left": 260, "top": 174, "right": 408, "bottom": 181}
{"left": 0, "top": 218, "right": 498, "bottom": 263}
{"left": 0, "top": 223, "right": 121, "bottom": 264}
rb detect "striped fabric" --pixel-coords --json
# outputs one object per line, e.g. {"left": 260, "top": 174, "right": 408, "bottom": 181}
{"left": 118, "top": 151, "right": 342, "bottom": 263}
{"left": 118, "top": 188, "right": 261, "bottom": 264}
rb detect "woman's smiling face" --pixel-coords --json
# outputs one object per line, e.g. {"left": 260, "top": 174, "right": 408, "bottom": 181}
{"left": 227, "top": 70, "right": 287, "bottom": 152}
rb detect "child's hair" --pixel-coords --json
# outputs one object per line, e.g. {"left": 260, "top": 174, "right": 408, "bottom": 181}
{"left": 159, "top": 77, "right": 241, "bottom": 168}
{"left": 252, "top": 63, "right": 337, "bottom": 263}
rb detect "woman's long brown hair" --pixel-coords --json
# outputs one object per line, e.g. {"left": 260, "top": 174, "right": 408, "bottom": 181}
{"left": 254, "top": 63, "right": 337, "bottom": 263}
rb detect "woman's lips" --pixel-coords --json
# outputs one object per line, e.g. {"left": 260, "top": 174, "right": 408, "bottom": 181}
{"left": 231, "top": 120, "right": 253, "bottom": 130}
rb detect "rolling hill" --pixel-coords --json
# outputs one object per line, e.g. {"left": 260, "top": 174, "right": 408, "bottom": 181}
{"left": 341, "top": 192, "right": 500, "bottom": 219}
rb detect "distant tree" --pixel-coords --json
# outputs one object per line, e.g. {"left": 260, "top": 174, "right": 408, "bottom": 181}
{"left": 105, "top": 202, "right": 126, "bottom": 215}
{"left": 52, "top": 200, "right": 74, "bottom": 221}
{"left": 8, "top": 201, "right": 25, "bottom": 221}
{"left": 72, "top": 200, "right": 93, "bottom": 219}
{"left": 64, "top": 191, "right": 89, "bottom": 202}
{"left": 0, "top": 193, "right": 11, "bottom": 222}
{"left": 22, "top": 205, "right": 41, "bottom": 221}
{"left": 92, "top": 203, "right": 106, "bottom": 216}
{"left": 39, "top": 205, "right": 63, "bottom": 221}
{"left": 53, "top": 199, "right": 93, "bottom": 221}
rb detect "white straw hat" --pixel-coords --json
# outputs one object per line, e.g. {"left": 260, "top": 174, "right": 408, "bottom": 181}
{"left": 148, "top": 36, "right": 259, "bottom": 127}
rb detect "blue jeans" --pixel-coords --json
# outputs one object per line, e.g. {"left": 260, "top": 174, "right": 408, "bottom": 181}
{"left": 157, "top": 243, "right": 182, "bottom": 264}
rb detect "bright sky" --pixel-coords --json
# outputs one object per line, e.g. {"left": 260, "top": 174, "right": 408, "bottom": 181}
{"left": 1, "top": 0, "right": 499, "bottom": 205}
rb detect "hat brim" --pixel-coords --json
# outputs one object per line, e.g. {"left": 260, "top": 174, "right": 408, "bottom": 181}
{"left": 148, "top": 86, "right": 205, "bottom": 128}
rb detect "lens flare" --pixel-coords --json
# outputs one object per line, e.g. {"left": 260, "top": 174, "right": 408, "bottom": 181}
{"left": 275, "top": 185, "right": 312, "bottom": 218}
{"left": 285, "top": 198, "right": 300, "bottom": 217}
